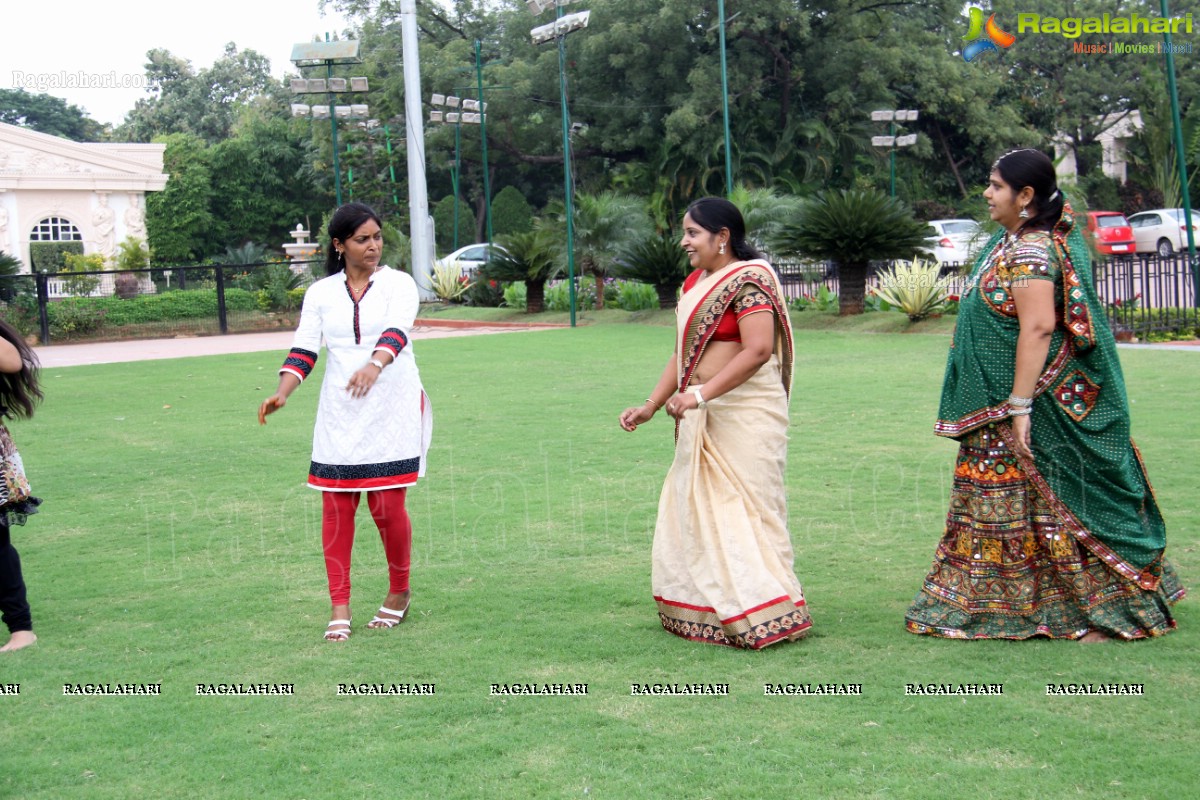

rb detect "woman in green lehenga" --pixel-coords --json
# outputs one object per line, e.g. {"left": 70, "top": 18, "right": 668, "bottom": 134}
{"left": 906, "top": 149, "right": 1185, "bottom": 641}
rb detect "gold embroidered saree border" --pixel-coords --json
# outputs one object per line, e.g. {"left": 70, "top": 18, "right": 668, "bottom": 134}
{"left": 655, "top": 595, "right": 812, "bottom": 650}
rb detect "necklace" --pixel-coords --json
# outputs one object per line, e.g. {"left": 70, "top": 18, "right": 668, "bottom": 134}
{"left": 964, "top": 232, "right": 1017, "bottom": 296}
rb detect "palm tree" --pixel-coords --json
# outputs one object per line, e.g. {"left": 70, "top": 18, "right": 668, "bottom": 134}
{"left": 728, "top": 184, "right": 803, "bottom": 254}
{"left": 480, "top": 229, "right": 560, "bottom": 314}
{"left": 570, "top": 192, "right": 653, "bottom": 309}
{"left": 612, "top": 233, "right": 689, "bottom": 310}
{"left": 771, "top": 189, "right": 929, "bottom": 315}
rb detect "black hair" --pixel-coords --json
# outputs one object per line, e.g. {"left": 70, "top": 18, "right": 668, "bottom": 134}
{"left": 0, "top": 319, "right": 42, "bottom": 420}
{"left": 324, "top": 202, "right": 384, "bottom": 276}
{"left": 992, "top": 149, "right": 1064, "bottom": 233}
{"left": 684, "top": 197, "right": 762, "bottom": 261}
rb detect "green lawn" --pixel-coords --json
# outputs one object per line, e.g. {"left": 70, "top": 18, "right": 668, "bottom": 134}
{"left": 1, "top": 325, "right": 1196, "bottom": 799}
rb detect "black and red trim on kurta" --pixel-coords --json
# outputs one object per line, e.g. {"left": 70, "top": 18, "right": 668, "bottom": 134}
{"left": 374, "top": 327, "right": 409, "bottom": 358}
{"left": 345, "top": 282, "right": 374, "bottom": 343}
{"left": 309, "top": 457, "right": 421, "bottom": 489}
{"left": 280, "top": 348, "right": 318, "bottom": 382}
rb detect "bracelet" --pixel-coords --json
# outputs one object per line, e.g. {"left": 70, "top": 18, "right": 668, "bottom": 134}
{"left": 369, "top": 358, "right": 385, "bottom": 371}
{"left": 645, "top": 397, "right": 662, "bottom": 409}
{"left": 1008, "top": 405, "right": 1032, "bottom": 417}
{"left": 1008, "top": 394, "right": 1033, "bottom": 408}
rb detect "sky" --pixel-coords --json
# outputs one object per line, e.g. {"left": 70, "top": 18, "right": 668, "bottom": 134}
{"left": 3, "top": 1, "right": 355, "bottom": 126}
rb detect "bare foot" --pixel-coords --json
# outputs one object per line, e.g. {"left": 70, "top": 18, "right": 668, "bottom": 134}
{"left": 325, "top": 604, "right": 351, "bottom": 642}
{"left": 0, "top": 631, "right": 37, "bottom": 652}
{"left": 367, "top": 590, "right": 411, "bottom": 629}
{"left": 1079, "top": 630, "right": 1112, "bottom": 644}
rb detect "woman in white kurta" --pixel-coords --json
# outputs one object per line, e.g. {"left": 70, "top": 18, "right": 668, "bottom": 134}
{"left": 259, "top": 203, "right": 432, "bottom": 642}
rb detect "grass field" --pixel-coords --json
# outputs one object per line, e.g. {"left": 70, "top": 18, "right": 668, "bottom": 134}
{"left": 1, "top": 323, "right": 1196, "bottom": 799}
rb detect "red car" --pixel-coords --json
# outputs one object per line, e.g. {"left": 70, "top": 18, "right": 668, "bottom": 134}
{"left": 1086, "top": 211, "right": 1135, "bottom": 255}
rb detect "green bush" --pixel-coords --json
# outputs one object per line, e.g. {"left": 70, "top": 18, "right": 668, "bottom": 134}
{"left": 48, "top": 302, "right": 106, "bottom": 339}
{"left": 491, "top": 186, "right": 534, "bottom": 236}
{"left": 46, "top": 288, "right": 258, "bottom": 329}
{"left": 29, "top": 241, "right": 83, "bottom": 272}
{"left": 61, "top": 252, "right": 105, "bottom": 297}
{"left": 612, "top": 280, "right": 657, "bottom": 311}
{"left": 502, "top": 282, "right": 526, "bottom": 309}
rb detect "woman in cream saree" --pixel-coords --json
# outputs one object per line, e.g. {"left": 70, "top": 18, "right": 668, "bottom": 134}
{"left": 620, "top": 198, "right": 812, "bottom": 649}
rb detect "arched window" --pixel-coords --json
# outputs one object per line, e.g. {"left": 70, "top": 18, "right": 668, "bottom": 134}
{"left": 29, "top": 217, "right": 83, "bottom": 241}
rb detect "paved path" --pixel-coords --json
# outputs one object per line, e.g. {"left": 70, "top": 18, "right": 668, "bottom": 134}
{"left": 33, "top": 319, "right": 561, "bottom": 368}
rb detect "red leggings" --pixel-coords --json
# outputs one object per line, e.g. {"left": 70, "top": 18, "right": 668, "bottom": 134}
{"left": 320, "top": 488, "right": 411, "bottom": 607}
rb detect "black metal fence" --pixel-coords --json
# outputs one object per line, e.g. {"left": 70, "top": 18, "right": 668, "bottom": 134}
{"left": 0, "top": 261, "right": 321, "bottom": 345}
{"left": 2, "top": 255, "right": 1197, "bottom": 346}
{"left": 773, "top": 254, "right": 1200, "bottom": 335}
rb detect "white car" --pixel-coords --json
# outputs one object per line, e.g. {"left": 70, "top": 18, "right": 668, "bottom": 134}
{"left": 434, "top": 243, "right": 504, "bottom": 276}
{"left": 922, "top": 219, "right": 981, "bottom": 265}
{"left": 1126, "top": 208, "right": 1200, "bottom": 257}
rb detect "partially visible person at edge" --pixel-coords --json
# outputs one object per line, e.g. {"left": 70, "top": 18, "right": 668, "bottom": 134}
{"left": 259, "top": 203, "right": 432, "bottom": 642}
{"left": 619, "top": 197, "right": 812, "bottom": 649}
{"left": 906, "top": 148, "right": 1185, "bottom": 641}
{"left": 0, "top": 319, "right": 43, "bottom": 653}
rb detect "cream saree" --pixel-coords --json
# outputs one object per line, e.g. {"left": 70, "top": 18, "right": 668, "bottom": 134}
{"left": 652, "top": 260, "right": 812, "bottom": 649}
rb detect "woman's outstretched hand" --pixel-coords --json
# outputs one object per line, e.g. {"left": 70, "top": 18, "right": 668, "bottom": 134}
{"left": 258, "top": 394, "right": 286, "bottom": 425}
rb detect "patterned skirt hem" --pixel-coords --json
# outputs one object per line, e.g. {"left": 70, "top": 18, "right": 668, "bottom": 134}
{"left": 656, "top": 596, "right": 812, "bottom": 650}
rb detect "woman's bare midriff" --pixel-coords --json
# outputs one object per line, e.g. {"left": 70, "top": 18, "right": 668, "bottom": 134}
{"left": 691, "top": 340, "right": 742, "bottom": 384}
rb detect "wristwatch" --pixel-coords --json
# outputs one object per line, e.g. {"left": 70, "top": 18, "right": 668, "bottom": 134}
{"left": 369, "top": 358, "right": 385, "bottom": 371}
{"left": 690, "top": 386, "right": 707, "bottom": 408}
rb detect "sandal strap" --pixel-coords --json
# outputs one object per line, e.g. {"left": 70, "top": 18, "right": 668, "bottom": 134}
{"left": 377, "top": 605, "right": 407, "bottom": 619}
{"left": 326, "top": 619, "right": 352, "bottom": 627}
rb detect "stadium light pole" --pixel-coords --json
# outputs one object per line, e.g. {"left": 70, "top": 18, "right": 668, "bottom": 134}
{"left": 869, "top": 109, "right": 918, "bottom": 198}
{"left": 289, "top": 38, "right": 369, "bottom": 207}
{"left": 530, "top": 0, "right": 590, "bottom": 328}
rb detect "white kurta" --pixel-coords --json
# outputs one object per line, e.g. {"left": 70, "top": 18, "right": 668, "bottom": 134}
{"left": 281, "top": 267, "right": 432, "bottom": 491}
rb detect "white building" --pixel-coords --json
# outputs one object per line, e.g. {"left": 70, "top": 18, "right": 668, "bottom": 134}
{"left": 1053, "top": 110, "right": 1143, "bottom": 185}
{"left": 0, "top": 121, "right": 167, "bottom": 273}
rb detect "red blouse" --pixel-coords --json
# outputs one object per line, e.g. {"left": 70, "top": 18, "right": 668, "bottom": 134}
{"left": 683, "top": 268, "right": 773, "bottom": 343}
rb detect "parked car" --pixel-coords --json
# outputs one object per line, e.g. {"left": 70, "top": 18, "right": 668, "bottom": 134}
{"left": 1085, "top": 211, "right": 1135, "bottom": 256}
{"left": 434, "top": 243, "right": 505, "bottom": 276}
{"left": 922, "top": 219, "right": 981, "bottom": 265}
{"left": 1127, "top": 208, "right": 1200, "bottom": 256}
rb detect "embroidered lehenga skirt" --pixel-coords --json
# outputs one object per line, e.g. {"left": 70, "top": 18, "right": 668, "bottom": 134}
{"left": 652, "top": 358, "right": 812, "bottom": 649}
{"left": 905, "top": 421, "right": 1185, "bottom": 640}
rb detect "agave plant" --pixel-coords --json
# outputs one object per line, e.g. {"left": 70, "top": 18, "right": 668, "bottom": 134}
{"left": 870, "top": 258, "right": 955, "bottom": 321}
{"left": 612, "top": 233, "right": 689, "bottom": 309}
{"left": 479, "top": 229, "right": 560, "bottom": 313}
{"left": 424, "top": 260, "right": 474, "bottom": 303}
{"left": 770, "top": 189, "right": 929, "bottom": 315}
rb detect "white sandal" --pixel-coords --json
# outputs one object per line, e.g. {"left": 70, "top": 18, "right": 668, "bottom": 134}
{"left": 367, "top": 603, "right": 409, "bottom": 629}
{"left": 324, "top": 619, "right": 352, "bottom": 641}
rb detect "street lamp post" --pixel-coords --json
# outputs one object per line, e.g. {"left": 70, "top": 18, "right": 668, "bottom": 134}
{"left": 870, "top": 109, "right": 919, "bottom": 198}
{"left": 289, "top": 38, "right": 369, "bottom": 207}
{"left": 529, "top": 0, "right": 591, "bottom": 328}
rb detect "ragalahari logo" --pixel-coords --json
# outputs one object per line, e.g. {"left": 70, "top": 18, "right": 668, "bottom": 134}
{"left": 962, "top": 7, "right": 1016, "bottom": 62}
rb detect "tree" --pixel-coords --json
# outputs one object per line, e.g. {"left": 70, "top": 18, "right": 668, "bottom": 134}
{"left": 612, "top": 233, "right": 689, "bottom": 310}
{"left": 146, "top": 133, "right": 215, "bottom": 263}
{"left": 771, "top": 189, "right": 929, "bottom": 315}
{"left": 118, "top": 44, "right": 278, "bottom": 144}
{"left": 490, "top": 186, "right": 534, "bottom": 237}
{"left": 566, "top": 192, "right": 652, "bottom": 309}
{"left": 480, "top": 228, "right": 560, "bottom": 313}
{"left": 433, "top": 195, "right": 477, "bottom": 253}
{"left": 0, "top": 89, "right": 105, "bottom": 141}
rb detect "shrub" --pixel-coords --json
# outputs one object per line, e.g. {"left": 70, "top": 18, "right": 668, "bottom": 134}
{"left": 870, "top": 258, "right": 954, "bottom": 321}
{"left": 502, "top": 283, "right": 526, "bottom": 309}
{"left": 29, "top": 242, "right": 83, "bottom": 272}
{"left": 612, "top": 280, "right": 657, "bottom": 311}
{"left": 545, "top": 278, "right": 597, "bottom": 311}
{"left": 425, "top": 261, "right": 474, "bottom": 302}
{"left": 462, "top": 277, "right": 504, "bottom": 307}
{"left": 491, "top": 186, "right": 534, "bottom": 236}
{"left": 61, "top": 252, "right": 105, "bottom": 297}
{"left": 48, "top": 301, "right": 106, "bottom": 338}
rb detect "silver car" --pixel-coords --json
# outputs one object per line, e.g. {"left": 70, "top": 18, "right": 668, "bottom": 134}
{"left": 923, "top": 219, "right": 981, "bottom": 265}
{"left": 1127, "top": 208, "right": 1200, "bottom": 256}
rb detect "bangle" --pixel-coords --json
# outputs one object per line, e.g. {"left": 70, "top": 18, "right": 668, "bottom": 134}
{"left": 1008, "top": 405, "right": 1032, "bottom": 417}
{"left": 645, "top": 398, "right": 662, "bottom": 409}
{"left": 369, "top": 358, "right": 385, "bottom": 371}
{"left": 1008, "top": 394, "right": 1033, "bottom": 408}
{"left": 691, "top": 386, "right": 707, "bottom": 408}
